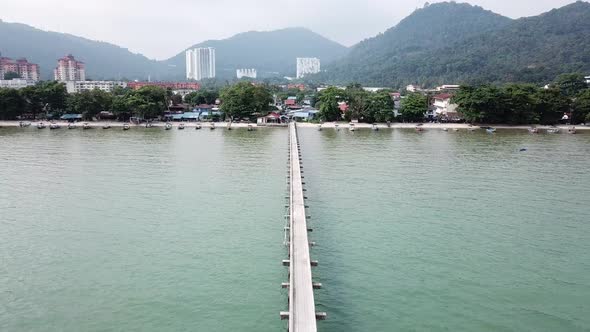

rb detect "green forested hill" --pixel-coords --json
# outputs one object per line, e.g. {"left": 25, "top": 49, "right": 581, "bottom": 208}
{"left": 320, "top": 1, "right": 590, "bottom": 87}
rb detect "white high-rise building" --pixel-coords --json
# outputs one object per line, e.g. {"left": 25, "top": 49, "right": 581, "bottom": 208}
{"left": 236, "top": 69, "right": 257, "bottom": 79}
{"left": 296, "top": 58, "right": 320, "bottom": 79}
{"left": 186, "top": 47, "right": 216, "bottom": 80}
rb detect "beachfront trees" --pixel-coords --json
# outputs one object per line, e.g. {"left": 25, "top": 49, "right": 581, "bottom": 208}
{"left": 67, "top": 89, "right": 113, "bottom": 120}
{"left": 0, "top": 88, "right": 25, "bottom": 120}
{"left": 400, "top": 93, "right": 428, "bottom": 122}
{"left": 365, "top": 90, "right": 395, "bottom": 123}
{"left": 316, "top": 86, "right": 344, "bottom": 121}
{"left": 184, "top": 89, "right": 219, "bottom": 106}
{"left": 573, "top": 89, "right": 590, "bottom": 123}
{"left": 220, "top": 82, "right": 272, "bottom": 121}
{"left": 535, "top": 88, "right": 570, "bottom": 125}
{"left": 554, "top": 73, "right": 587, "bottom": 97}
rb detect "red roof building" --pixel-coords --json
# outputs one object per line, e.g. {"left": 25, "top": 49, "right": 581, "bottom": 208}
{"left": 127, "top": 81, "right": 201, "bottom": 91}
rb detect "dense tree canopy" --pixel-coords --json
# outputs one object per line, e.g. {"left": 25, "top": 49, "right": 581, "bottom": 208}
{"left": 400, "top": 93, "right": 428, "bottom": 122}
{"left": 219, "top": 82, "right": 273, "bottom": 121}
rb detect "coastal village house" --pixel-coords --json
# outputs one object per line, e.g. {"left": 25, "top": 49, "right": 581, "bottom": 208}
{"left": 432, "top": 93, "right": 459, "bottom": 120}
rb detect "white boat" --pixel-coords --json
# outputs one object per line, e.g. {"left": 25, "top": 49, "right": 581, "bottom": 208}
{"left": 415, "top": 125, "right": 424, "bottom": 132}
{"left": 178, "top": 123, "right": 185, "bottom": 130}
{"left": 19, "top": 121, "right": 31, "bottom": 127}
{"left": 372, "top": 124, "right": 379, "bottom": 131}
{"left": 528, "top": 127, "right": 539, "bottom": 134}
{"left": 442, "top": 128, "right": 449, "bottom": 132}
{"left": 247, "top": 124, "right": 254, "bottom": 131}
{"left": 453, "top": 128, "right": 459, "bottom": 132}
{"left": 123, "top": 123, "right": 131, "bottom": 130}
{"left": 145, "top": 122, "right": 154, "bottom": 128}
{"left": 210, "top": 123, "right": 216, "bottom": 130}
{"left": 317, "top": 124, "right": 322, "bottom": 131}
{"left": 335, "top": 124, "right": 340, "bottom": 131}
{"left": 83, "top": 123, "right": 91, "bottom": 130}
{"left": 349, "top": 123, "right": 355, "bottom": 132}
{"left": 68, "top": 123, "right": 76, "bottom": 129}
{"left": 195, "top": 123, "right": 202, "bottom": 130}
{"left": 547, "top": 127, "right": 560, "bottom": 134}
{"left": 37, "top": 122, "right": 46, "bottom": 129}
{"left": 486, "top": 127, "right": 496, "bottom": 133}
{"left": 102, "top": 124, "right": 111, "bottom": 129}
{"left": 165, "top": 122, "right": 173, "bottom": 130}
{"left": 228, "top": 122, "right": 233, "bottom": 130}
{"left": 568, "top": 127, "right": 577, "bottom": 134}
{"left": 49, "top": 122, "right": 61, "bottom": 130}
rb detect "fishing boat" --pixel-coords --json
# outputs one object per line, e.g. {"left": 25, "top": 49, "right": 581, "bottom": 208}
{"left": 528, "top": 127, "right": 539, "bottom": 134}
{"left": 102, "top": 124, "right": 111, "bottom": 129}
{"left": 386, "top": 121, "right": 392, "bottom": 128}
{"left": 228, "top": 122, "right": 233, "bottom": 131}
{"left": 83, "top": 123, "right": 91, "bottom": 130}
{"left": 372, "top": 123, "right": 379, "bottom": 131}
{"left": 453, "top": 128, "right": 459, "bottom": 132}
{"left": 210, "top": 123, "right": 216, "bottom": 130}
{"left": 49, "top": 122, "right": 61, "bottom": 129}
{"left": 123, "top": 123, "right": 131, "bottom": 131}
{"left": 349, "top": 123, "right": 355, "bottom": 132}
{"left": 568, "top": 127, "right": 577, "bottom": 134}
{"left": 145, "top": 122, "right": 154, "bottom": 128}
{"left": 165, "top": 122, "right": 173, "bottom": 130}
{"left": 415, "top": 124, "right": 424, "bottom": 132}
{"left": 318, "top": 124, "right": 322, "bottom": 131}
{"left": 178, "top": 123, "right": 185, "bottom": 130}
{"left": 19, "top": 121, "right": 31, "bottom": 127}
{"left": 485, "top": 127, "right": 496, "bottom": 133}
{"left": 37, "top": 122, "right": 46, "bottom": 129}
{"left": 68, "top": 123, "right": 76, "bottom": 129}
{"left": 247, "top": 124, "right": 254, "bottom": 131}
{"left": 442, "top": 128, "right": 449, "bottom": 132}
{"left": 547, "top": 127, "right": 560, "bottom": 134}
{"left": 335, "top": 124, "right": 340, "bottom": 131}
{"left": 195, "top": 123, "right": 202, "bottom": 130}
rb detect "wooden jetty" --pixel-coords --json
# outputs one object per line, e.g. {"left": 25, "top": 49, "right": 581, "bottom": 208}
{"left": 282, "top": 122, "right": 324, "bottom": 331}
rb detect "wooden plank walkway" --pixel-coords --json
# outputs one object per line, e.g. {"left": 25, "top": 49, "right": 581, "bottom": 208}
{"left": 284, "top": 122, "right": 319, "bottom": 332}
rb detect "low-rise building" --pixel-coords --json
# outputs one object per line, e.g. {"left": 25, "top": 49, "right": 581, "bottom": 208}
{"left": 236, "top": 68, "right": 257, "bottom": 79}
{"left": 585, "top": 76, "right": 590, "bottom": 85}
{"left": 436, "top": 84, "right": 460, "bottom": 92}
{"left": 127, "top": 81, "right": 200, "bottom": 91}
{"left": 0, "top": 79, "right": 36, "bottom": 89}
{"left": 65, "top": 81, "right": 127, "bottom": 93}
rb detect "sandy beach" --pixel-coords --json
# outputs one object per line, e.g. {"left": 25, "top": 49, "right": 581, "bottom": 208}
{"left": 1, "top": 120, "right": 587, "bottom": 130}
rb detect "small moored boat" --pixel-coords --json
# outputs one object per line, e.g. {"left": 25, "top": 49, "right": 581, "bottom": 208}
{"left": 335, "top": 124, "right": 340, "bottom": 131}
{"left": 568, "top": 127, "right": 577, "bottom": 134}
{"left": 247, "top": 124, "right": 254, "bottom": 131}
{"left": 123, "top": 123, "right": 131, "bottom": 131}
{"left": 349, "top": 123, "right": 355, "bottom": 132}
{"left": 372, "top": 123, "right": 379, "bottom": 131}
{"left": 37, "top": 122, "right": 46, "bottom": 129}
{"left": 442, "top": 128, "right": 449, "bottom": 132}
{"left": 547, "top": 127, "right": 560, "bottom": 134}
{"left": 178, "top": 123, "right": 185, "bottom": 130}
{"left": 195, "top": 123, "right": 202, "bottom": 130}
{"left": 165, "top": 122, "right": 173, "bottom": 130}
{"left": 528, "top": 127, "right": 539, "bottom": 134}
{"left": 210, "top": 123, "right": 216, "bottom": 130}
{"left": 318, "top": 124, "right": 322, "bottom": 131}
{"left": 415, "top": 124, "right": 424, "bottom": 132}
{"left": 485, "top": 127, "right": 496, "bottom": 133}
{"left": 102, "top": 124, "right": 111, "bottom": 129}
{"left": 49, "top": 122, "right": 61, "bottom": 130}
{"left": 19, "top": 121, "right": 31, "bottom": 127}
{"left": 83, "top": 123, "right": 92, "bottom": 130}
{"left": 68, "top": 123, "right": 76, "bottom": 129}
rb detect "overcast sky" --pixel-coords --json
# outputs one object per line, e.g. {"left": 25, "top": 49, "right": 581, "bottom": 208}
{"left": 0, "top": 0, "right": 582, "bottom": 60}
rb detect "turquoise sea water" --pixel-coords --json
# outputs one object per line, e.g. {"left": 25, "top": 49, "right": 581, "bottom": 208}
{"left": 1, "top": 126, "right": 589, "bottom": 331}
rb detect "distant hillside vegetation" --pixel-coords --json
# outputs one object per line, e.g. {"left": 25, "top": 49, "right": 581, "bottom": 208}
{"left": 319, "top": 1, "right": 590, "bottom": 87}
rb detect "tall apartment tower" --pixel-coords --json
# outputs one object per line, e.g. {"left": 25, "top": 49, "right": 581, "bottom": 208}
{"left": 0, "top": 53, "right": 40, "bottom": 81}
{"left": 296, "top": 58, "right": 320, "bottom": 79}
{"left": 186, "top": 47, "right": 216, "bottom": 80}
{"left": 54, "top": 54, "right": 85, "bottom": 81}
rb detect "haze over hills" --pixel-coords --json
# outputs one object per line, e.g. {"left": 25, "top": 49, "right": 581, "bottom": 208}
{"left": 0, "top": 21, "right": 348, "bottom": 81}
{"left": 0, "top": 19, "right": 163, "bottom": 81}
{"left": 320, "top": 1, "right": 590, "bottom": 87}
{"left": 163, "top": 28, "right": 349, "bottom": 79}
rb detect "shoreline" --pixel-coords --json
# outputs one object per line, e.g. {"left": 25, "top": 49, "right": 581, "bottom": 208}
{"left": 0, "top": 120, "right": 587, "bottom": 130}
